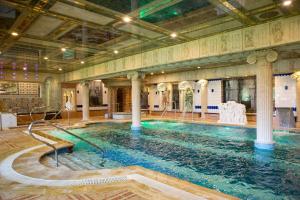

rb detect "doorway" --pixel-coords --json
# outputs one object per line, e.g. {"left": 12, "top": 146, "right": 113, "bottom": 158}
{"left": 116, "top": 88, "right": 124, "bottom": 112}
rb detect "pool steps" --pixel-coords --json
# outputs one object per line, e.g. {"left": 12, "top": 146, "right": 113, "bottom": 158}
{"left": 0, "top": 144, "right": 206, "bottom": 200}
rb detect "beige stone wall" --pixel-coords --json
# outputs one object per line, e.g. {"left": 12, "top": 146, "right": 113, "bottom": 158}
{"left": 63, "top": 15, "right": 300, "bottom": 82}
{"left": 145, "top": 58, "right": 300, "bottom": 84}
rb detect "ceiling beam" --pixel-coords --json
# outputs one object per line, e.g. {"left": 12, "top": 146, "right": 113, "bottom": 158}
{"left": 129, "top": 0, "right": 183, "bottom": 18}
{"left": 207, "top": 0, "right": 256, "bottom": 26}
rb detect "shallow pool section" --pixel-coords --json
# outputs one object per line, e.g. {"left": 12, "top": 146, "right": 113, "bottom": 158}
{"left": 48, "top": 121, "right": 300, "bottom": 200}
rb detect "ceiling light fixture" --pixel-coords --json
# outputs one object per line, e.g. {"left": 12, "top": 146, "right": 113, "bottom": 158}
{"left": 58, "top": 68, "right": 63, "bottom": 71}
{"left": 161, "top": 71, "right": 165, "bottom": 74}
{"left": 23, "top": 67, "right": 27, "bottom": 71}
{"left": 283, "top": 0, "right": 292, "bottom": 6}
{"left": 11, "top": 32, "right": 18, "bottom": 36}
{"left": 80, "top": 61, "right": 85, "bottom": 64}
{"left": 123, "top": 16, "right": 131, "bottom": 23}
{"left": 61, "top": 47, "right": 66, "bottom": 52}
{"left": 114, "top": 50, "right": 119, "bottom": 54}
{"left": 170, "top": 32, "right": 177, "bottom": 38}
{"left": 197, "top": 66, "right": 201, "bottom": 69}
{"left": 44, "top": 56, "right": 48, "bottom": 60}
{"left": 150, "top": 72, "right": 154, "bottom": 75}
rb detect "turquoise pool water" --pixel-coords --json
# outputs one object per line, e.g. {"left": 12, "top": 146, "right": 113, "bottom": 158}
{"left": 48, "top": 121, "right": 300, "bottom": 200}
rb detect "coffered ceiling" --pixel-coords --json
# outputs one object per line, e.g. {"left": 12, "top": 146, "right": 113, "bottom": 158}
{"left": 0, "top": 0, "right": 299, "bottom": 74}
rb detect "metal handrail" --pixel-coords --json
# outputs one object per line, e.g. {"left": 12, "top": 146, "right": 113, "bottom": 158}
{"left": 28, "top": 120, "right": 106, "bottom": 168}
{"left": 30, "top": 106, "right": 49, "bottom": 122}
{"left": 160, "top": 101, "right": 177, "bottom": 119}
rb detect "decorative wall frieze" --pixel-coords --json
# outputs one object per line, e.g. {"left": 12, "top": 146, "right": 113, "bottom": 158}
{"left": 64, "top": 15, "right": 300, "bottom": 82}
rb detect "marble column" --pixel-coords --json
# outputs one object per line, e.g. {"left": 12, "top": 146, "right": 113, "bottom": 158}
{"left": 127, "top": 72, "right": 144, "bottom": 130}
{"left": 199, "top": 79, "right": 208, "bottom": 119}
{"left": 106, "top": 87, "right": 117, "bottom": 118}
{"left": 81, "top": 81, "right": 90, "bottom": 121}
{"left": 291, "top": 72, "right": 300, "bottom": 126}
{"left": 247, "top": 50, "right": 278, "bottom": 150}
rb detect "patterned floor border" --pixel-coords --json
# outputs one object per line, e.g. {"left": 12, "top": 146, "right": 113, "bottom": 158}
{"left": 0, "top": 144, "right": 204, "bottom": 200}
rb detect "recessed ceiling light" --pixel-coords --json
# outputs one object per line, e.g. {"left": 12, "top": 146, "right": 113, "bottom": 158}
{"left": 122, "top": 16, "right": 131, "bottom": 23}
{"left": 61, "top": 47, "right": 66, "bottom": 52}
{"left": 58, "top": 68, "right": 62, "bottom": 71}
{"left": 11, "top": 32, "right": 18, "bottom": 36}
{"left": 44, "top": 56, "right": 48, "bottom": 60}
{"left": 170, "top": 32, "right": 177, "bottom": 38}
{"left": 23, "top": 67, "right": 27, "bottom": 71}
{"left": 0, "top": 51, "right": 2, "bottom": 55}
{"left": 283, "top": 0, "right": 292, "bottom": 6}
{"left": 197, "top": 66, "right": 201, "bottom": 69}
{"left": 161, "top": 71, "right": 165, "bottom": 74}
{"left": 114, "top": 50, "right": 119, "bottom": 54}
{"left": 80, "top": 61, "right": 85, "bottom": 64}
{"left": 150, "top": 72, "right": 154, "bottom": 75}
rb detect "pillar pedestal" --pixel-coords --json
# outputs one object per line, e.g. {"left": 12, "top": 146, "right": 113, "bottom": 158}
{"left": 247, "top": 50, "right": 278, "bottom": 150}
{"left": 127, "top": 72, "right": 144, "bottom": 130}
{"left": 81, "top": 81, "right": 90, "bottom": 121}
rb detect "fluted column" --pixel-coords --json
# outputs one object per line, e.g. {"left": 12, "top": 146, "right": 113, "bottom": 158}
{"left": 81, "top": 81, "right": 90, "bottom": 121}
{"left": 247, "top": 50, "right": 278, "bottom": 150}
{"left": 127, "top": 72, "right": 144, "bottom": 130}
{"left": 106, "top": 87, "right": 117, "bottom": 118}
{"left": 291, "top": 72, "right": 300, "bottom": 126}
{"left": 199, "top": 79, "right": 208, "bottom": 119}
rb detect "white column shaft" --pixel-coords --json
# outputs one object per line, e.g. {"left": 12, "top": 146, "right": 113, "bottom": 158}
{"left": 131, "top": 78, "right": 141, "bottom": 129}
{"left": 256, "top": 59, "right": 273, "bottom": 146}
{"left": 82, "top": 84, "right": 90, "bottom": 121}
{"left": 200, "top": 84, "right": 208, "bottom": 119}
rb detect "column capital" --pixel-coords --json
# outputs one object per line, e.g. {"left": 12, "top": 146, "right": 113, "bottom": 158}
{"left": 246, "top": 49, "right": 278, "bottom": 64}
{"left": 127, "top": 71, "right": 145, "bottom": 80}
{"left": 197, "top": 79, "right": 208, "bottom": 87}
{"left": 80, "top": 80, "right": 91, "bottom": 87}
{"left": 291, "top": 71, "right": 300, "bottom": 81}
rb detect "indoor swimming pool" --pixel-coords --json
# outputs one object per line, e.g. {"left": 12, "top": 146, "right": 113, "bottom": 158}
{"left": 48, "top": 121, "right": 300, "bottom": 200}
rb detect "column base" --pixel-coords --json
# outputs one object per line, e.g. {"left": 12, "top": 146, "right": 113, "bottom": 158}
{"left": 131, "top": 125, "right": 141, "bottom": 131}
{"left": 254, "top": 141, "right": 274, "bottom": 150}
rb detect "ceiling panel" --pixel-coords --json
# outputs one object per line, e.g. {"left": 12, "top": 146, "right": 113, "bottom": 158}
{"left": 26, "top": 16, "right": 64, "bottom": 37}
{"left": 49, "top": 2, "right": 115, "bottom": 25}
{"left": 59, "top": 25, "right": 121, "bottom": 45}
{"left": 109, "top": 38, "right": 142, "bottom": 49}
{"left": 118, "top": 23, "right": 163, "bottom": 38}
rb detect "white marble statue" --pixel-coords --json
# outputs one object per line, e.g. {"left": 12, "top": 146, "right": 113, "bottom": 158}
{"left": 218, "top": 101, "right": 247, "bottom": 125}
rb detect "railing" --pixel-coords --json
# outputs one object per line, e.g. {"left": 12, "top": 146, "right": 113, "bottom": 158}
{"left": 30, "top": 106, "right": 49, "bottom": 122}
{"left": 28, "top": 119, "right": 106, "bottom": 168}
{"left": 160, "top": 101, "right": 177, "bottom": 119}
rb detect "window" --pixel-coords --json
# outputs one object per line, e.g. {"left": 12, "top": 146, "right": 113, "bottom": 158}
{"left": 223, "top": 77, "right": 256, "bottom": 113}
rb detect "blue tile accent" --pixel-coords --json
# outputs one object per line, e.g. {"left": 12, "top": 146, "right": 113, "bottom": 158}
{"left": 207, "top": 106, "right": 219, "bottom": 109}
{"left": 274, "top": 73, "right": 292, "bottom": 77}
{"left": 195, "top": 105, "right": 201, "bottom": 109}
{"left": 208, "top": 79, "right": 222, "bottom": 81}
{"left": 154, "top": 105, "right": 159, "bottom": 108}
{"left": 275, "top": 107, "right": 296, "bottom": 111}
